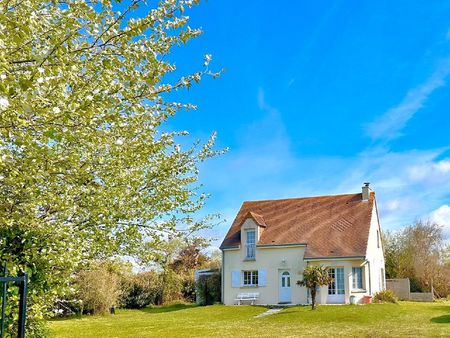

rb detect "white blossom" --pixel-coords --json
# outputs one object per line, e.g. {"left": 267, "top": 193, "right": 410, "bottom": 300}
{"left": 0, "top": 96, "right": 9, "bottom": 111}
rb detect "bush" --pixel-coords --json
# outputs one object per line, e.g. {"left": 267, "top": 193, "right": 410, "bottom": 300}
{"left": 180, "top": 272, "right": 196, "bottom": 303}
{"left": 409, "top": 277, "right": 424, "bottom": 292}
{"left": 160, "top": 269, "right": 184, "bottom": 304}
{"left": 120, "top": 271, "right": 162, "bottom": 308}
{"left": 196, "top": 271, "right": 221, "bottom": 306}
{"left": 75, "top": 261, "right": 122, "bottom": 314}
{"left": 373, "top": 290, "right": 398, "bottom": 303}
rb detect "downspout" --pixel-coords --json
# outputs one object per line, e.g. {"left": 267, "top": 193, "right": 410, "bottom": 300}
{"left": 366, "top": 260, "right": 372, "bottom": 295}
{"left": 221, "top": 249, "right": 224, "bottom": 304}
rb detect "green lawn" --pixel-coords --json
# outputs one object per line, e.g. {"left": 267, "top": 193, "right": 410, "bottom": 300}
{"left": 49, "top": 301, "right": 450, "bottom": 338}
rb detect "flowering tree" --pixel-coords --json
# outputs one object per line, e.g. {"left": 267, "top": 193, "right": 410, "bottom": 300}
{"left": 0, "top": 0, "right": 222, "bottom": 335}
{"left": 297, "top": 265, "right": 333, "bottom": 310}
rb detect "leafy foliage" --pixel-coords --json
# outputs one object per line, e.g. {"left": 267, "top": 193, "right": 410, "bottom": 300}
{"left": 0, "top": 0, "right": 222, "bottom": 335}
{"left": 120, "top": 271, "right": 162, "bottom": 309}
{"left": 196, "top": 271, "right": 221, "bottom": 306}
{"left": 119, "top": 239, "right": 220, "bottom": 308}
{"left": 297, "top": 265, "right": 333, "bottom": 310}
{"left": 383, "top": 220, "right": 450, "bottom": 297}
{"left": 373, "top": 290, "right": 398, "bottom": 303}
{"left": 75, "top": 260, "right": 129, "bottom": 314}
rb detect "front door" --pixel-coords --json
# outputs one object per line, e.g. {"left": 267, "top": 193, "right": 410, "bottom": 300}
{"left": 327, "top": 267, "right": 345, "bottom": 304}
{"left": 279, "top": 270, "right": 291, "bottom": 303}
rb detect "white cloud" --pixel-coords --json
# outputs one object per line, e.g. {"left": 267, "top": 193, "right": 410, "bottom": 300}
{"left": 366, "top": 58, "right": 450, "bottom": 141}
{"left": 408, "top": 159, "right": 450, "bottom": 182}
{"left": 204, "top": 128, "right": 450, "bottom": 240}
{"left": 429, "top": 205, "right": 450, "bottom": 240}
{"left": 200, "top": 89, "right": 450, "bottom": 248}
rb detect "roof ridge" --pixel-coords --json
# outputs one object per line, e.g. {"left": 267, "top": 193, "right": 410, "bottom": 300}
{"left": 243, "top": 193, "right": 361, "bottom": 204}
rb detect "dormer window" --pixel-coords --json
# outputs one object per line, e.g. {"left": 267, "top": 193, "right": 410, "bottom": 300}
{"left": 246, "top": 229, "right": 256, "bottom": 259}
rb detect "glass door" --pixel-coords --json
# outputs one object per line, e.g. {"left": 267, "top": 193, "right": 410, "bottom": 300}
{"left": 327, "top": 267, "right": 345, "bottom": 303}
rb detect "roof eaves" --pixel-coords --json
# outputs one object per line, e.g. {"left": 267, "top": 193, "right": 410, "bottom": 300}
{"left": 304, "top": 255, "right": 366, "bottom": 261}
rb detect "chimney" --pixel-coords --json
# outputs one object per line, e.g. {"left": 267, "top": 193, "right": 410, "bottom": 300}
{"left": 362, "top": 182, "right": 371, "bottom": 201}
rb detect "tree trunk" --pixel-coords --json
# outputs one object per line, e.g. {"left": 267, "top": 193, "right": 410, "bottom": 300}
{"left": 311, "top": 288, "right": 316, "bottom": 310}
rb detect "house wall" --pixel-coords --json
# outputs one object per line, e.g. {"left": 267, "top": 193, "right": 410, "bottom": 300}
{"left": 307, "top": 258, "right": 367, "bottom": 304}
{"left": 223, "top": 219, "right": 308, "bottom": 305}
{"left": 365, "top": 199, "right": 386, "bottom": 296}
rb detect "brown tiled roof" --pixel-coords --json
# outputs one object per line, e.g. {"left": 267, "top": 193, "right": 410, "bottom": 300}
{"left": 220, "top": 193, "right": 375, "bottom": 259}
{"left": 238, "top": 211, "right": 267, "bottom": 228}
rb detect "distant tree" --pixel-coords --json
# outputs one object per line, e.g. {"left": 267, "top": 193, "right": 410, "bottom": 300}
{"left": 297, "top": 265, "right": 333, "bottom": 310}
{"left": 383, "top": 220, "right": 449, "bottom": 296}
{"left": 170, "top": 238, "right": 209, "bottom": 274}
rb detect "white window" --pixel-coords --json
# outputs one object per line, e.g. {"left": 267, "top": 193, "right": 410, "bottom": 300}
{"left": 243, "top": 270, "right": 258, "bottom": 286}
{"left": 352, "top": 267, "right": 363, "bottom": 289}
{"left": 377, "top": 230, "right": 380, "bottom": 248}
{"left": 246, "top": 230, "right": 256, "bottom": 259}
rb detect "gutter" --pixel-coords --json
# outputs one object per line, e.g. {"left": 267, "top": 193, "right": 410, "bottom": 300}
{"left": 304, "top": 255, "right": 366, "bottom": 261}
{"left": 221, "top": 246, "right": 240, "bottom": 251}
{"left": 257, "top": 243, "right": 307, "bottom": 249}
{"left": 365, "top": 260, "right": 372, "bottom": 295}
{"left": 221, "top": 249, "right": 224, "bottom": 304}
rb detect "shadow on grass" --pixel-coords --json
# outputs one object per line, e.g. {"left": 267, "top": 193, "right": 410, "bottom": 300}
{"left": 139, "top": 303, "right": 197, "bottom": 314}
{"left": 49, "top": 314, "right": 88, "bottom": 322}
{"left": 431, "top": 315, "right": 450, "bottom": 324}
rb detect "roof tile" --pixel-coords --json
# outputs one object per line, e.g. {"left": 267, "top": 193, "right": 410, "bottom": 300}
{"left": 220, "top": 193, "right": 374, "bottom": 258}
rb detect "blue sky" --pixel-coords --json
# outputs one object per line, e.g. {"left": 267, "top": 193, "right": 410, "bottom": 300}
{"left": 161, "top": 1, "right": 450, "bottom": 244}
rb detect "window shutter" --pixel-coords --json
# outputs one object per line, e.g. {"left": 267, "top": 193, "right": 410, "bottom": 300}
{"left": 258, "top": 269, "right": 267, "bottom": 287}
{"left": 231, "top": 271, "right": 240, "bottom": 288}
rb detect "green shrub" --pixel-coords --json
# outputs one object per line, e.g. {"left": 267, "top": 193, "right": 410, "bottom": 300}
{"left": 196, "top": 271, "right": 221, "bottom": 306}
{"left": 373, "top": 290, "right": 398, "bottom": 303}
{"left": 160, "top": 269, "right": 184, "bottom": 304}
{"left": 75, "top": 261, "right": 122, "bottom": 314}
{"left": 181, "top": 272, "right": 196, "bottom": 303}
{"left": 120, "top": 271, "right": 162, "bottom": 308}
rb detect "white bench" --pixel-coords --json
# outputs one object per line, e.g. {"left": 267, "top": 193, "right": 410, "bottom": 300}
{"left": 235, "top": 292, "right": 260, "bottom": 305}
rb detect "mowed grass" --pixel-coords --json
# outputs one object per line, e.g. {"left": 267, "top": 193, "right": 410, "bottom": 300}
{"left": 49, "top": 301, "right": 450, "bottom": 338}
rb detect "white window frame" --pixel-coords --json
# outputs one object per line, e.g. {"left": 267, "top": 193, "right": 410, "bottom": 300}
{"left": 328, "top": 267, "right": 345, "bottom": 295}
{"left": 243, "top": 270, "right": 258, "bottom": 287}
{"left": 352, "top": 267, "right": 364, "bottom": 290}
{"left": 245, "top": 229, "right": 256, "bottom": 259}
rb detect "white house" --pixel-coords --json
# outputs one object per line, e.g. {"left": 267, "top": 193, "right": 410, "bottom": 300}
{"left": 220, "top": 183, "right": 385, "bottom": 305}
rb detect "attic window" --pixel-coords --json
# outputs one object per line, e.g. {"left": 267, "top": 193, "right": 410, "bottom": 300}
{"left": 246, "top": 230, "right": 255, "bottom": 259}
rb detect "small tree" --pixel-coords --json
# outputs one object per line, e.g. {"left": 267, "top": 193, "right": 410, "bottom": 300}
{"left": 297, "top": 265, "right": 333, "bottom": 310}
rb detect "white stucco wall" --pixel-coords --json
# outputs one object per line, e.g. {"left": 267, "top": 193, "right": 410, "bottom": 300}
{"left": 222, "top": 219, "right": 308, "bottom": 305}
{"left": 365, "top": 199, "right": 386, "bottom": 295}
{"left": 307, "top": 258, "right": 367, "bottom": 304}
{"left": 222, "top": 246, "right": 308, "bottom": 304}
